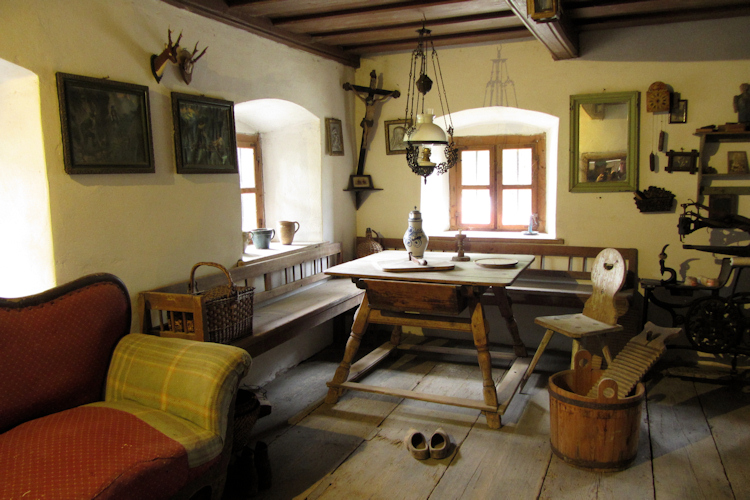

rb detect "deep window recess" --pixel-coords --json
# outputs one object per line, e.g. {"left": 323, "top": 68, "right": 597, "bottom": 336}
{"left": 449, "top": 134, "right": 546, "bottom": 232}
{"left": 237, "top": 134, "right": 265, "bottom": 231}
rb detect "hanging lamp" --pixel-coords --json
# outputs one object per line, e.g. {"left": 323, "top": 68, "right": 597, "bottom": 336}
{"left": 403, "top": 25, "right": 459, "bottom": 182}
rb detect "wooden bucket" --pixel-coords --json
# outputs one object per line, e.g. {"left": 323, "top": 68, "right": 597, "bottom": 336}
{"left": 548, "top": 351, "right": 644, "bottom": 471}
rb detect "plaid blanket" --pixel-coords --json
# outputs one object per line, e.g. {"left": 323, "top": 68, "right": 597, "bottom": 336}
{"left": 96, "top": 333, "right": 251, "bottom": 466}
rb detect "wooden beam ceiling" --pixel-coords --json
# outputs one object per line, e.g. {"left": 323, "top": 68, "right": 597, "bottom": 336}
{"left": 161, "top": 0, "right": 750, "bottom": 67}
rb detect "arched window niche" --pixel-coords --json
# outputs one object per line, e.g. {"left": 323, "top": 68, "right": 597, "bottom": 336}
{"left": 421, "top": 106, "right": 559, "bottom": 239}
{"left": 0, "top": 59, "right": 55, "bottom": 297}
{"left": 234, "top": 99, "right": 323, "bottom": 242}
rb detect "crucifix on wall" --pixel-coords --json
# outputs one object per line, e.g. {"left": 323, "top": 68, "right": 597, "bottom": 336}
{"left": 343, "top": 70, "right": 400, "bottom": 176}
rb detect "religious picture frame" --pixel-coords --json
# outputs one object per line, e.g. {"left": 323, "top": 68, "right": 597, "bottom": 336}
{"left": 526, "top": 0, "right": 558, "bottom": 21}
{"left": 56, "top": 72, "right": 155, "bottom": 174}
{"left": 728, "top": 151, "right": 749, "bottom": 174}
{"left": 384, "top": 119, "right": 412, "bottom": 155}
{"left": 348, "top": 174, "right": 373, "bottom": 190}
{"left": 326, "top": 118, "right": 344, "bottom": 156}
{"left": 669, "top": 99, "right": 688, "bottom": 124}
{"left": 171, "top": 92, "right": 238, "bottom": 174}
{"left": 665, "top": 149, "right": 700, "bottom": 174}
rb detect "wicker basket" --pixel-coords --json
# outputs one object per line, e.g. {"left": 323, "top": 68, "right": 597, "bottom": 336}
{"left": 188, "top": 262, "right": 254, "bottom": 344}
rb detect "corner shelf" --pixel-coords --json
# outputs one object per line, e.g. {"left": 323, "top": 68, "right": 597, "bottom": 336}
{"left": 344, "top": 187, "right": 383, "bottom": 210}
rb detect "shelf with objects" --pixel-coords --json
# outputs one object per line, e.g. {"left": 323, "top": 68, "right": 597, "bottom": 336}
{"left": 694, "top": 128, "right": 750, "bottom": 200}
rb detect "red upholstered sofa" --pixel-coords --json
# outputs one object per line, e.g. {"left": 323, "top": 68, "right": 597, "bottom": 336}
{"left": 0, "top": 274, "right": 251, "bottom": 499}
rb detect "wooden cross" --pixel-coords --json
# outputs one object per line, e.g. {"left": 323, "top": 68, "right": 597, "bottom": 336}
{"left": 343, "top": 70, "right": 400, "bottom": 175}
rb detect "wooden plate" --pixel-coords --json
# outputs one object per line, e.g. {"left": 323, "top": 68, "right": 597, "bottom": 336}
{"left": 376, "top": 260, "right": 455, "bottom": 272}
{"left": 475, "top": 258, "right": 518, "bottom": 269}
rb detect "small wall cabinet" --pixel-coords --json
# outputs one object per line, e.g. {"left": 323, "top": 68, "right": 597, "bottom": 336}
{"left": 695, "top": 130, "right": 750, "bottom": 200}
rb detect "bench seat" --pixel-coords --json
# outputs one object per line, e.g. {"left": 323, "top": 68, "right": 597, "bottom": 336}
{"left": 232, "top": 277, "right": 363, "bottom": 357}
{"left": 139, "top": 242, "right": 364, "bottom": 357}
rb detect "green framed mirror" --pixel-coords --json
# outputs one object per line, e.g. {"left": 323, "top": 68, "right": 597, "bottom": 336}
{"left": 569, "top": 91, "right": 640, "bottom": 192}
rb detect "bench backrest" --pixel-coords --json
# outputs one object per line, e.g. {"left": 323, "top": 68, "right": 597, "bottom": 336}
{"left": 139, "top": 242, "right": 344, "bottom": 340}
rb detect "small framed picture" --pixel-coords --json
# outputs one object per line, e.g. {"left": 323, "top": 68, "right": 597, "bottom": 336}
{"left": 526, "top": 0, "right": 558, "bottom": 20}
{"left": 384, "top": 119, "right": 412, "bottom": 155}
{"left": 728, "top": 151, "right": 749, "bottom": 174}
{"left": 171, "top": 92, "right": 238, "bottom": 174}
{"left": 709, "top": 194, "right": 737, "bottom": 217}
{"left": 669, "top": 99, "right": 688, "bottom": 124}
{"left": 348, "top": 174, "right": 373, "bottom": 189}
{"left": 665, "top": 149, "right": 699, "bottom": 174}
{"left": 56, "top": 72, "right": 154, "bottom": 174}
{"left": 326, "top": 118, "right": 344, "bottom": 156}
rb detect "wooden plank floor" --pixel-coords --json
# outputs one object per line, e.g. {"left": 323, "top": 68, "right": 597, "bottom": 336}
{"left": 224, "top": 337, "right": 750, "bottom": 500}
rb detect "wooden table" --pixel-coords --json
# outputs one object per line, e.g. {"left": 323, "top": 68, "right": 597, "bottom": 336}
{"left": 323, "top": 250, "right": 535, "bottom": 429}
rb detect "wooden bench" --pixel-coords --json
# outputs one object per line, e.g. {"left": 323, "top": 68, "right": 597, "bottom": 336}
{"left": 357, "top": 236, "right": 638, "bottom": 309}
{"left": 138, "top": 242, "right": 364, "bottom": 357}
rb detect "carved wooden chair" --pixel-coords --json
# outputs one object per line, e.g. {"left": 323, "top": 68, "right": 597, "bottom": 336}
{"left": 521, "top": 248, "right": 626, "bottom": 390}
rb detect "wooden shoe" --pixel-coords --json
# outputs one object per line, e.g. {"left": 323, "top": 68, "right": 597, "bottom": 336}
{"left": 404, "top": 429, "right": 429, "bottom": 460}
{"left": 429, "top": 428, "right": 451, "bottom": 459}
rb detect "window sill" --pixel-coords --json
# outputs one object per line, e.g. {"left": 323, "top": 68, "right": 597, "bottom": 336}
{"left": 429, "top": 230, "right": 562, "bottom": 244}
{"left": 239, "top": 241, "right": 326, "bottom": 265}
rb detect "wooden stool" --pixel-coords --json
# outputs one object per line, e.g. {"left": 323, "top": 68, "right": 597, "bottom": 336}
{"left": 521, "top": 248, "right": 626, "bottom": 390}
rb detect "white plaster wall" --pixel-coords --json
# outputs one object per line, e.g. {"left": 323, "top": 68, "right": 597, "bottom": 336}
{"left": 0, "top": 0, "right": 356, "bottom": 296}
{"left": 0, "top": 71, "right": 55, "bottom": 297}
{"left": 263, "top": 123, "right": 323, "bottom": 242}
{"left": 0, "top": 0, "right": 358, "bottom": 382}
{"left": 354, "top": 18, "right": 750, "bottom": 283}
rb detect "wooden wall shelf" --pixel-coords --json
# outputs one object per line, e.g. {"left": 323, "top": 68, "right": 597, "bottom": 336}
{"left": 694, "top": 129, "right": 750, "bottom": 200}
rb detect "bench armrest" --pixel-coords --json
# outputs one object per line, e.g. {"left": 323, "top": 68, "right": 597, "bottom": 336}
{"left": 105, "top": 334, "right": 251, "bottom": 438}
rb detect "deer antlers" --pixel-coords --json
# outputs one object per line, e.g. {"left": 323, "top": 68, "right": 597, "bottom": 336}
{"left": 150, "top": 29, "right": 208, "bottom": 85}
{"left": 178, "top": 42, "right": 208, "bottom": 85}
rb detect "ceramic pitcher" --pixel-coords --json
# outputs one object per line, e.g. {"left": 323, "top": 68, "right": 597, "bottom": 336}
{"left": 403, "top": 207, "right": 428, "bottom": 258}
{"left": 250, "top": 228, "right": 275, "bottom": 249}
{"left": 278, "top": 221, "right": 300, "bottom": 245}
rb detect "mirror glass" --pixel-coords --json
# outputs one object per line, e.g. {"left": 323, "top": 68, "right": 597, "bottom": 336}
{"left": 569, "top": 91, "right": 640, "bottom": 192}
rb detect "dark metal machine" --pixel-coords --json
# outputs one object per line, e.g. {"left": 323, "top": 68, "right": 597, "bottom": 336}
{"left": 678, "top": 201, "right": 750, "bottom": 256}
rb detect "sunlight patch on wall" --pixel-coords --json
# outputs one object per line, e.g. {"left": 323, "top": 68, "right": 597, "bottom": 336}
{"left": 0, "top": 60, "right": 55, "bottom": 297}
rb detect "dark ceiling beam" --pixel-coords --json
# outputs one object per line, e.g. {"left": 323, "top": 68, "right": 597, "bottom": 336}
{"left": 505, "top": 0, "right": 579, "bottom": 60}
{"left": 271, "top": 0, "right": 509, "bottom": 34}
{"left": 342, "top": 26, "right": 533, "bottom": 55}
{"left": 161, "top": 0, "right": 361, "bottom": 67}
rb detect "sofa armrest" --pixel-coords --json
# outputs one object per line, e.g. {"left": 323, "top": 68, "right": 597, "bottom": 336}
{"left": 105, "top": 334, "right": 251, "bottom": 440}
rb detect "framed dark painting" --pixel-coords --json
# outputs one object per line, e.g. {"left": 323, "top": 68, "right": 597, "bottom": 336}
{"left": 56, "top": 72, "right": 155, "bottom": 174}
{"left": 171, "top": 92, "right": 238, "bottom": 173}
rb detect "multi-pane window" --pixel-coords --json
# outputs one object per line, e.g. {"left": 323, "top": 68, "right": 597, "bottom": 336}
{"left": 450, "top": 134, "right": 545, "bottom": 232}
{"left": 237, "top": 134, "right": 265, "bottom": 231}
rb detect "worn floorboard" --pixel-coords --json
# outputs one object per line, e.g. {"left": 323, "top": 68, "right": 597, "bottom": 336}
{"left": 647, "top": 374, "right": 735, "bottom": 500}
{"left": 225, "top": 341, "right": 750, "bottom": 500}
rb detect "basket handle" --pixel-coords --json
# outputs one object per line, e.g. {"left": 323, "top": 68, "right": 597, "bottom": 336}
{"left": 189, "top": 261, "right": 234, "bottom": 294}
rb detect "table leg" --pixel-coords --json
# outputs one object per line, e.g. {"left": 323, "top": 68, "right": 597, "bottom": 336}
{"left": 493, "top": 286, "right": 527, "bottom": 357}
{"left": 325, "top": 295, "right": 371, "bottom": 404}
{"left": 390, "top": 325, "right": 402, "bottom": 346}
{"left": 469, "top": 294, "right": 501, "bottom": 429}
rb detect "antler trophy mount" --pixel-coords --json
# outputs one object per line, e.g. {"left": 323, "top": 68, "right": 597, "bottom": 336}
{"left": 150, "top": 29, "right": 208, "bottom": 85}
{"left": 150, "top": 29, "right": 181, "bottom": 83}
{"left": 177, "top": 42, "right": 208, "bottom": 85}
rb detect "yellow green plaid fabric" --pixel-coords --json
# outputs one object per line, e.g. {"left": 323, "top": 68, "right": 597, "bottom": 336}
{"left": 100, "top": 333, "right": 251, "bottom": 466}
